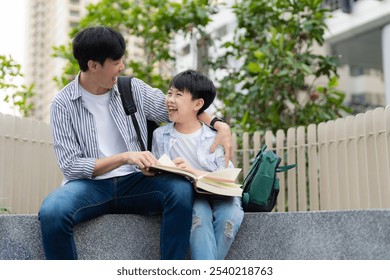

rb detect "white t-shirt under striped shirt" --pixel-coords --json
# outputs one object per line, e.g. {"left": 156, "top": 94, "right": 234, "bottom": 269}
{"left": 80, "top": 86, "right": 133, "bottom": 179}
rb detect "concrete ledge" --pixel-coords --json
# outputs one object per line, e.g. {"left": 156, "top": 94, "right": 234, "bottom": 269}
{"left": 1, "top": 210, "right": 390, "bottom": 260}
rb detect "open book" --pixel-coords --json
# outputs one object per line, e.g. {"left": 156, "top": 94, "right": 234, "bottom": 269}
{"left": 150, "top": 154, "right": 243, "bottom": 197}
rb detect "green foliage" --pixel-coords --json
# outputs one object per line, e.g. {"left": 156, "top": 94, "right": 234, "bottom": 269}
{"left": 53, "top": 0, "right": 349, "bottom": 134}
{"left": 0, "top": 55, "right": 35, "bottom": 117}
{"left": 53, "top": 0, "right": 217, "bottom": 93}
{"left": 52, "top": 44, "right": 79, "bottom": 90}
{"left": 213, "top": 0, "right": 351, "bottom": 133}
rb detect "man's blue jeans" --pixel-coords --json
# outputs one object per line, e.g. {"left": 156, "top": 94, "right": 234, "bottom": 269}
{"left": 38, "top": 172, "right": 194, "bottom": 260}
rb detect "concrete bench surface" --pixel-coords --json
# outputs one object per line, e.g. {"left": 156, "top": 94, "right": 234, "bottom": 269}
{"left": 1, "top": 210, "right": 390, "bottom": 260}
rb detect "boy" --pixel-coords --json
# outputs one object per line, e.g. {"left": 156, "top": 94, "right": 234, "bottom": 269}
{"left": 152, "top": 69, "right": 244, "bottom": 259}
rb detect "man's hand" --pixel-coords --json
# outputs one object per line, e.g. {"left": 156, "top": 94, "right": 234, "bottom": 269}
{"left": 210, "top": 121, "right": 232, "bottom": 167}
{"left": 125, "top": 151, "right": 158, "bottom": 169}
{"left": 94, "top": 151, "right": 158, "bottom": 178}
{"left": 140, "top": 168, "right": 156, "bottom": 176}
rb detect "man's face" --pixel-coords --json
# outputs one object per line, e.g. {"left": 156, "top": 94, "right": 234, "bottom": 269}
{"left": 96, "top": 58, "right": 125, "bottom": 92}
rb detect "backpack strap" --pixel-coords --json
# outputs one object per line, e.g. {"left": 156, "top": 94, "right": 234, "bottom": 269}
{"left": 117, "top": 76, "right": 147, "bottom": 151}
{"left": 276, "top": 164, "right": 296, "bottom": 173}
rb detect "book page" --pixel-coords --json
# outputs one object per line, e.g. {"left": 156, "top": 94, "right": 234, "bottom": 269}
{"left": 196, "top": 181, "right": 243, "bottom": 197}
{"left": 201, "top": 168, "right": 242, "bottom": 183}
{"left": 151, "top": 154, "right": 198, "bottom": 180}
{"left": 157, "top": 154, "right": 177, "bottom": 167}
{"left": 200, "top": 177, "right": 242, "bottom": 188}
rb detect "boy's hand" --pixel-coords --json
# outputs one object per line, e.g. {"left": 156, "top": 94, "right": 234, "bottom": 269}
{"left": 210, "top": 121, "right": 232, "bottom": 167}
{"left": 172, "top": 157, "right": 192, "bottom": 170}
{"left": 173, "top": 157, "right": 208, "bottom": 177}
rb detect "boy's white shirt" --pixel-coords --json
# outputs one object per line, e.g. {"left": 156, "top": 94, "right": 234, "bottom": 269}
{"left": 152, "top": 122, "right": 233, "bottom": 172}
{"left": 169, "top": 127, "right": 203, "bottom": 170}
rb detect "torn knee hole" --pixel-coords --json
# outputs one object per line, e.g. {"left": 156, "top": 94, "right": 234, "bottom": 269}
{"left": 224, "top": 221, "right": 234, "bottom": 238}
{"left": 191, "top": 216, "right": 202, "bottom": 230}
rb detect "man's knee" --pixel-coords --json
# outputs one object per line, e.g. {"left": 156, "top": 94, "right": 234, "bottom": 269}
{"left": 39, "top": 192, "right": 68, "bottom": 224}
{"left": 163, "top": 175, "right": 193, "bottom": 194}
{"left": 160, "top": 175, "right": 194, "bottom": 209}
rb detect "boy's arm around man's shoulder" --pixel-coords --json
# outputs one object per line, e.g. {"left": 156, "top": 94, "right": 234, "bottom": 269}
{"left": 198, "top": 112, "right": 232, "bottom": 167}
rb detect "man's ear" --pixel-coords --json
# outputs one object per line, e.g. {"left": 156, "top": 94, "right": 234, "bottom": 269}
{"left": 87, "top": 60, "right": 98, "bottom": 72}
{"left": 194, "top": 98, "right": 205, "bottom": 111}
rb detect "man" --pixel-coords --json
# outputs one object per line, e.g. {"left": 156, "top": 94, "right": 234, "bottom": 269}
{"left": 39, "top": 26, "right": 231, "bottom": 260}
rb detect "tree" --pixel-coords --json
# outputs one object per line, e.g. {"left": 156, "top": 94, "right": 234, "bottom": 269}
{"left": 0, "top": 55, "right": 35, "bottom": 117}
{"left": 53, "top": 0, "right": 217, "bottom": 93}
{"left": 213, "top": 0, "right": 351, "bottom": 133}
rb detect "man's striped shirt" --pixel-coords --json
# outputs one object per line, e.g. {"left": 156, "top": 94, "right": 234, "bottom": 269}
{"left": 50, "top": 74, "right": 168, "bottom": 181}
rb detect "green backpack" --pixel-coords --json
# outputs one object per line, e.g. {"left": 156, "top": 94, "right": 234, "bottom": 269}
{"left": 241, "top": 145, "right": 296, "bottom": 212}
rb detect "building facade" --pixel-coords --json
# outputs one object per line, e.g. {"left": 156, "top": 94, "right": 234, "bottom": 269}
{"left": 323, "top": 0, "right": 390, "bottom": 112}
{"left": 25, "top": 0, "right": 97, "bottom": 122}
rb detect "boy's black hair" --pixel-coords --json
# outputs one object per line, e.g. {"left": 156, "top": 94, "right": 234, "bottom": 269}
{"left": 169, "top": 69, "right": 216, "bottom": 115}
{"left": 72, "top": 26, "right": 126, "bottom": 71}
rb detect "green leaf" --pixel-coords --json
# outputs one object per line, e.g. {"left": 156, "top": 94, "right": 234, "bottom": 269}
{"left": 328, "top": 76, "right": 338, "bottom": 87}
{"left": 253, "top": 51, "right": 265, "bottom": 59}
{"left": 247, "top": 62, "right": 262, "bottom": 73}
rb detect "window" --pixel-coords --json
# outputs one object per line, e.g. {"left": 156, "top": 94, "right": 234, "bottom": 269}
{"left": 70, "top": 9, "right": 79, "bottom": 17}
{"left": 181, "top": 44, "right": 190, "bottom": 56}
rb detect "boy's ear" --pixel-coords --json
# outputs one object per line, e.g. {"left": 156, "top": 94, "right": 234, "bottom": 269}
{"left": 194, "top": 98, "right": 205, "bottom": 111}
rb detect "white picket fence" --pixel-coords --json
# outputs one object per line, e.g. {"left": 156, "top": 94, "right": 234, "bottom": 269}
{"left": 233, "top": 106, "right": 390, "bottom": 212}
{"left": 0, "top": 113, "right": 63, "bottom": 214}
{"left": 1, "top": 105, "right": 389, "bottom": 214}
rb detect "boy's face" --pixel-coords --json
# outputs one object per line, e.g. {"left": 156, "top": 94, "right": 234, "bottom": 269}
{"left": 166, "top": 87, "right": 203, "bottom": 123}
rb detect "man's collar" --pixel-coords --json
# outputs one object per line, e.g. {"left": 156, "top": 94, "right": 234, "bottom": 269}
{"left": 70, "top": 72, "right": 120, "bottom": 100}
{"left": 69, "top": 72, "right": 82, "bottom": 101}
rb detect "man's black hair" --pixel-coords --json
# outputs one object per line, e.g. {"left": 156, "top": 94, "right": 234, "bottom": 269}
{"left": 72, "top": 26, "right": 126, "bottom": 71}
{"left": 169, "top": 69, "right": 216, "bottom": 115}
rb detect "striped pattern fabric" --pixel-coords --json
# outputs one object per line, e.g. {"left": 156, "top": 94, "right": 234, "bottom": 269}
{"left": 50, "top": 74, "right": 168, "bottom": 181}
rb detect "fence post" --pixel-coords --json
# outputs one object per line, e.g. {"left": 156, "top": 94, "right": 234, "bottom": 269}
{"left": 297, "top": 126, "right": 307, "bottom": 211}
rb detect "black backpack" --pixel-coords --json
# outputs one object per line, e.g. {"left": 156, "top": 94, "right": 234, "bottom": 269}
{"left": 117, "top": 76, "right": 159, "bottom": 151}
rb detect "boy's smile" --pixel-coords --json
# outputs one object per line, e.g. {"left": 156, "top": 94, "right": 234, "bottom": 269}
{"left": 166, "top": 87, "right": 198, "bottom": 122}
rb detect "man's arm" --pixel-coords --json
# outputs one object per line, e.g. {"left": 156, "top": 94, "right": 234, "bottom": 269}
{"left": 51, "top": 102, "right": 96, "bottom": 180}
{"left": 198, "top": 112, "right": 232, "bottom": 167}
{"left": 93, "top": 151, "right": 158, "bottom": 177}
